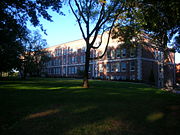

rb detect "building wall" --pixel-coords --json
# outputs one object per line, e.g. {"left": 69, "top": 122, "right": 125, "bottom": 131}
{"left": 176, "top": 63, "right": 180, "bottom": 83}
{"left": 43, "top": 34, "right": 175, "bottom": 87}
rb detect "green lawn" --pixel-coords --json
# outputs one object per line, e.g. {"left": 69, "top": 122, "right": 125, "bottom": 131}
{"left": 0, "top": 78, "right": 180, "bottom": 135}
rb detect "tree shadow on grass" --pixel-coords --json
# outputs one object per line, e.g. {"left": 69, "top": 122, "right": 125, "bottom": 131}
{"left": 0, "top": 79, "right": 180, "bottom": 135}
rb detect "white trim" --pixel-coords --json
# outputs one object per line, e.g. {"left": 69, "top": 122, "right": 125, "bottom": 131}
{"left": 47, "top": 57, "right": 160, "bottom": 68}
{"left": 137, "top": 59, "right": 142, "bottom": 80}
{"left": 137, "top": 45, "right": 142, "bottom": 80}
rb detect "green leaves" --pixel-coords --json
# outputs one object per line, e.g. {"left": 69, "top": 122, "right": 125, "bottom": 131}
{"left": 112, "top": 0, "right": 180, "bottom": 52}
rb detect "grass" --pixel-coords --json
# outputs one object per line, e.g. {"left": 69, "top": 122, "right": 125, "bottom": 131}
{"left": 0, "top": 78, "right": 180, "bottom": 135}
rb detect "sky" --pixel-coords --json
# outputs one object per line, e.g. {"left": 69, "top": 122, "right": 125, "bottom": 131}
{"left": 28, "top": 6, "right": 180, "bottom": 63}
{"left": 28, "top": 7, "right": 83, "bottom": 46}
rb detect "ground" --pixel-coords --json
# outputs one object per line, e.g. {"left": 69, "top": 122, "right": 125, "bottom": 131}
{"left": 0, "top": 78, "right": 180, "bottom": 135}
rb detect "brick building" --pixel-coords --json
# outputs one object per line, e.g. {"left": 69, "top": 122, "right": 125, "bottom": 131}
{"left": 43, "top": 33, "right": 176, "bottom": 88}
{"left": 176, "top": 63, "right": 180, "bottom": 83}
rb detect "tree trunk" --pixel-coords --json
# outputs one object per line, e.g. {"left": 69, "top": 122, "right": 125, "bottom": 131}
{"left": 162, "top": 33, "right": 168, "bottom": 88}
{"left": 83, "top": 47, "right": 90, "bottom": 88}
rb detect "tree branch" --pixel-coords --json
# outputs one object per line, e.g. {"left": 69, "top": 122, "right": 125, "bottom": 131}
{"left": 89, "top": 15, "right": 118, "bottom": 60}
{"left": 91, "top": 27, "right": 109, "bottom": 49}
{"left": 89, "top": 3, "right": 106, "bottom": 37}
{"left": 74, "top": 0, "right": 88, "bottom": 24}
{"left": 69, "top": 0, "right": 86, "bottom": 40}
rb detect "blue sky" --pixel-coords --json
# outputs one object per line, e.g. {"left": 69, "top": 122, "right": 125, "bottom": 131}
{"left": 28, "top": 7, "right": 83, "bottom": 46}
{"left": 28, "top": 7, "right": 180, "bottom": 63}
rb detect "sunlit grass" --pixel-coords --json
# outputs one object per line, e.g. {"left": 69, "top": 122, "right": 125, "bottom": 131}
{"left": 25, "top": 109, "right": 60, "bottom": 120}
{"left": 0, "top": 78, "right": 180, "bottom": 135}
{"left": 146, "top": 112, "right": 164, "bottom": 122}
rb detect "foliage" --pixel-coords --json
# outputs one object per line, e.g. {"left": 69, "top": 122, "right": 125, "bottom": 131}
{"left": 77, "top": 69, "right": 85, "bottom": 78}
{"left": 139, "top": 1, "right": 180, "bottom": 51}
{"left": 0, "top": 78, "right": 180, "bottom": 135}
{"left": 0, "top": 24, "right": 24, "bottom": 73}
{"left": 0, "top": 0, "right": 63, "bottom": 73}
{"left": 21, "top": 31, "right": 50, "bottom": 78}
{"left": 112, "top": 1, "right": 180, "bottom": 51}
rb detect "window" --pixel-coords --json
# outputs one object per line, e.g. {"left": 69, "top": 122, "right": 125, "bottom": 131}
{"left": 111, "top": 63, "right": 116, "bottom": 72}
{"left": 82, "top": 47, "right": 86, "bottom": 53}
{"left": 116, "top": 48, "right": 120, "bottom": 58}
{"left": 63, "top": 67, "right": 66, "bottom": 74}
{"left": 56, "top": 68, "right": 60, "bottom": 74}
{"left": 69, "top": 48, "right": 73, "bottom": 55}
{"left": 81, "top": 55, "right": 85, "bottom": 63}
{"left": 121, "top": 75, "right": 126, "bottom": 80}
{"left": 89, "top": 65, "right": 91, "bottom": 72}
{"left": 74, "top": 56, "right": 78, "bottom": 63}
{"left": 158, "top": 51, "right": 164, "bottom": 61}
{"left": 55, "top": 49, "right": 58, "bottom": 56}
{"left": 130, "top": 61, "right": 135, "bottom": 71}
{"left": 51, "top": 68, "right": 54, "bottom": 74}
{"left": 154, "top": 51, "right": 158, "bottom": 59}
{"left": 130, "top": 47, "right": 136, "bottom": 57}
{"left": 106, "top": 63, "right": 110, "bottom": 72}
{"left": 107, "top": 49, "right": 111, "bottom": 59}
{"left": 72, "top": 67, "right": 75, "bottom": 74}
{"left": 72, "top": 56, "right": 75, "bottom": 63}
{"left": 58, "top": 49, "right": 62, "bottom": 56}
{"left": 54, "top": 68, "right": 57, "bottom": 74}
{"left": 121, "top": 48, "right": 126, "bottom": 57}
{"left": 159, "top": 63, "right": 163, "bottom": 72}
{"left": 68, "top": 57, "right": 72, "bottom": 64}
{"left": 68, "top": 67, "right": 72, "bottom": 74}
{"left": 59, "top": 59, "right": 62, "bottom": 65}
{"left": 90, "top": 51, "right": 94, "bottom": 58}
{"left": 55, "top": 59, "right": 58, "bottom": 66}
{"left": 83, "top": 55, "right": 85, "bottom": 63}
{"left": 111, "top": 50, "right": 115, "bottom": 59}
{"left": 130, "top": 75, "right": 135, "bottom": 80}
{"left": 99, "top": 64, "right": 103, "bottom": 72}
{"left": 121, "top": 62, "right": 126, "bottom": 72}
{"left": 80, "top": 66, "right": 84, "bottom": 71}
{"left": 111, "top": 63, "right": 120, "bottom": 72}
{"left": 116, "top": 63, "right": 120, "bottom": 72}
{"left": 63, "top": 49, "right": 67, "bottom": 55}
{"left": 63, "top": 57, "right": 66, "bottom": 64}
{"left": 75, "top": 67, "right": 77, "bottom": 74}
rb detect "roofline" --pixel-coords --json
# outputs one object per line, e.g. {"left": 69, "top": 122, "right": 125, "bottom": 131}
{"left": 46, "top": 38, "right": 85, "bottom": 49}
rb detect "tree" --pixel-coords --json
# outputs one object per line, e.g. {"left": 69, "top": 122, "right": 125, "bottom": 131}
{"left": 69, "top": 0, "right": 127, "bottom": 88}
{"left": 139, "top": 1, "right": 179, "bottom": 51}
{"left": 21, "top": 31, "right": 50, "bottom": 78}
{"left": 112, "top": 0, "right": 180, "bottom": 87}
{"left": 0, "top": 0, "right": 63, "bottom": 73}
{"left": 113, "top": 1, "right": 179, "bottom": 51}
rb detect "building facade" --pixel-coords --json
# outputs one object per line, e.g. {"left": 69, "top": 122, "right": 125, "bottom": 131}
{"left": 176, "top": 63, "right": 180, "bottom": 83}
{"left": 43, "top": 34, "right": 175, "bottom": 88}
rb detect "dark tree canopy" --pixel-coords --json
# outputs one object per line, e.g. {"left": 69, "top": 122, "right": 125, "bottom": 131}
{"left": 0, "top": 0, "right": 63, "bottom": 73}
{"left": 112, "top": 0, "right": 180, "bottom": 52}
{"left": 21, "top": 31, "right": 50, "bottom": 78}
